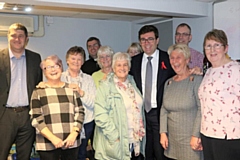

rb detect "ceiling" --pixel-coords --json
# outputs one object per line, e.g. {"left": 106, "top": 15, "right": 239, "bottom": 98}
{"left": 0, "top": 3, "right": 170, "bottom": 22}
{"left": 0, "top": 0, "right": 220, "bottom": 22}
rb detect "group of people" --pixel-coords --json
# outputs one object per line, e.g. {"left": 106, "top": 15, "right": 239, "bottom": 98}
{"left": 0, "top": 22, "right": 239, "bottom": 160}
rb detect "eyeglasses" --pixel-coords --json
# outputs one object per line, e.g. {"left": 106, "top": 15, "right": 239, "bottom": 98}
{"left": 204, "top": 43, "right": 224, "bottom": 50}
{"left": 140, "top": 37, "right": 155, "bottom": 43}
{"left": 99, "top": 55, "right": 111, "bottom": 60}
{"left": 175, "top": 33, "right": 190, "bottom": 37}
{"left": 44, "top": 65, "right": 60, "bottom": 70}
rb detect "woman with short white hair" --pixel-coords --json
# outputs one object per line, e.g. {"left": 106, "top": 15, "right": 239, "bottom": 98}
{"left": 92, "top": 45, "right": 114, "bottom": 88}
{"left": 160, "top": 44, "right": 203, "bottom": 160}
{"left": 94, "top": 52, "right": 146, "bottom": 160}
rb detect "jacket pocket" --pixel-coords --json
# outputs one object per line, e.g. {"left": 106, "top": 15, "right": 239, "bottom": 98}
{"left": 105, "top": 139, "right": 121, "bottom": 159}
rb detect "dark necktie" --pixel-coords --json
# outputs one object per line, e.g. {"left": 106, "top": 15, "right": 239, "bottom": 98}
{"left": 144, "top": 56, "right": 153, "bottom": 112}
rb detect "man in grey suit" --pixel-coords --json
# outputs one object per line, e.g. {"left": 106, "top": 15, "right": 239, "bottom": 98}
{"left": 0, "top": 23, "right": 42, "bottom": 160}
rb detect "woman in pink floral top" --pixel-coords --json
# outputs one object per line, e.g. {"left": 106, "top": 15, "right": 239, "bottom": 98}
{"left": 198, "top": 29, "right": 240, "bottom": 160}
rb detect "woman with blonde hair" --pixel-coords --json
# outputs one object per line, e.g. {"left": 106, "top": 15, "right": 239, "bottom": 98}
{"left": 127, "top": 42, "right": 143, "bottom": 57}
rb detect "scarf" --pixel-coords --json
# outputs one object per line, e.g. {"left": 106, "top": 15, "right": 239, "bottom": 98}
{"left": 114, "top": 76, "right": 145, "bottom": 155}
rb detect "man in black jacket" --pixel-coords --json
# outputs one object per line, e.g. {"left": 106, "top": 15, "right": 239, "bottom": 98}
{"left": 130, "top": 25, "right": 175, "bottom": 160}
{"left": 81, "top": 37, "right": 101, "bottom": 75}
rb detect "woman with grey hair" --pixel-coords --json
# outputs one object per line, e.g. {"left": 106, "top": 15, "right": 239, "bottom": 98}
{"left": 30, "top": 55, "right": 84, "bottom": 160}
{"left": 93, "top": 52, "right": 146, "bottom": 160}
{"left": 92, "top": 45, "right": 114, "bottom": 88}
{"left": 160, "top": 44, "right": 203, "bottom": 160}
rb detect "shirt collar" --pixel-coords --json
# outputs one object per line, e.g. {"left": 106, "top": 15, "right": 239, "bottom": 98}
{"left": 143, "top": 49, "right": 158, "bottom": 60}
{"left": 66, "top": 68, "right": 83, "bottom": 77}
{"left": 9, "top": 48, "right": 26, "bottom": 59}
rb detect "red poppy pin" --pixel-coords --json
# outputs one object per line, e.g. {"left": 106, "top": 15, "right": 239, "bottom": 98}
{"left": 161, "top": 61, "right": 167, "bottom": 69}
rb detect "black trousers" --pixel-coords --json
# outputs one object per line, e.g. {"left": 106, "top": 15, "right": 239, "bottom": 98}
{"left": 201, "top": 133, "right": 240, "bottom": 160}
{"left": 38, "top": 147, "right": 79, "bottom": 160}
{"left": 0, "top": 108, "right": 34, "bottom": 160}
{"left": 145, "top": 108, "right": 168, "bottom": 160}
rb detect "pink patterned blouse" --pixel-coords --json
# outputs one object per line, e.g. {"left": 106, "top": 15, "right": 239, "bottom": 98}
{"left": 198, "top": 61, "right": 240, "bottom": 139}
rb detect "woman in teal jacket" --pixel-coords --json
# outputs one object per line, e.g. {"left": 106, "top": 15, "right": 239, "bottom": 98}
{"left": 93, "top": 52, "right": 146, "bottom": 160}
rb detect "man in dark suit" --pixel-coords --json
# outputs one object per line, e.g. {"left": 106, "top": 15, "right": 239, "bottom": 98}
{"left": 130, "top": 25, "right": 175, "bottom": 160}
{"left": 0, "top": 23, "right": 42, "bottom": 160}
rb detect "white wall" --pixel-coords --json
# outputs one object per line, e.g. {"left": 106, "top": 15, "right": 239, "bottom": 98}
{"left": 0, "top": 3, "right": 216, "bottom": 70}
{"left": 130, "top": 3, "right": 214, "bottom": 53}
{"left": 0, "top": 16, "right": 132, "bottom": 69}
{"left": 214, "top": 0, "right": 240, "bottom": 60}
{"left": 172, "top": 3, "right": 214, "bottom": 54}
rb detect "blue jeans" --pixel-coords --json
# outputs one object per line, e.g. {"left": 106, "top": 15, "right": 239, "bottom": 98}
{"left": 78, "top": 121, "right": 95, "bottom": 160}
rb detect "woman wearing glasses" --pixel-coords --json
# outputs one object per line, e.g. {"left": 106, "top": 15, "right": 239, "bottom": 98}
{"left": 199, "top": 29, "right": 240, "bottom": 160}
{"left": 30, "top": 55, "right": 85, "bottom": 160}
{"left": 92, "top": 46, "right": 114, "bottom": 88}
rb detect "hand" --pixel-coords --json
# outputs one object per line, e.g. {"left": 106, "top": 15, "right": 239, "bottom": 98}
{"left": 63, "top": 132, "right": 78, "bottom": 148}
{"left": 36, "top": 82, "right": 46, "bottom": 88}
{"left": 160, "top": 133, "right": 168, "bottom": 150}
{"left": 189, "top": 66, "right": 203, "bottom": 75}
{"left": 51, "top": 136, "right": 64, "bottom": 148}
{"left": 190, "top": 136, "right": 203, "bottom": 151}
{"left": 69, "top": 83, "right": 84, "bottom": 97}
{"left": 69, "top": 83, "right": 80, "bottom": 91}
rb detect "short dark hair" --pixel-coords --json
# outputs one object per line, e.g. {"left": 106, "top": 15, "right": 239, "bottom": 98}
{"left": 176, "top": 23, "right": 191, "bottom": 34}
{"left": 8, "top": 23, "right": 28, "bottom": 37}
{"left": 138, "top": 25, "right": 159, "bottom": 40}
{"left": 86, "top": 37, "right": 101, "bottom": 47}
{"left": 66, "top": 46, "right": 86, "bottom": 62}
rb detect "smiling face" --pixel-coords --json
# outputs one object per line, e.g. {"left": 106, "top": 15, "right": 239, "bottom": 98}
{"left": 204, "top": 39, "right": 228, "bottom": 68}
{"left": 87, "top": 40, "right": 100, "bottom": 59}
{"left": 113, "top": 59, "right": 129, "bottom": 82}
{"left": 169, "top": 49, "right": 189, "bottom": 75}
{"left": 43, "top": 59, "right": 62, "bottom": 81}
{"left": 140, "top": 31, "right": 159, "bottom": 56}
{"left": 99, "top": 53, "right": 112, "bottom": 69}
{"left": 8, "top": 28, "right": 28, "bottom": 54}
{"left": 67, "top": 53, "right": 83, "bottom": 72}
{"left": 128, "top": 48, "right": 139, "bottom": 57}
{"left": 175, "top": 26, "right": 192, "bottom": 45}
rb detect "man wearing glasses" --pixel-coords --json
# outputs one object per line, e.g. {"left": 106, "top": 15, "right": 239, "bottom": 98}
{"left": 175, "top": 23, "right": 204, "bottom": 72}
{"left": 130, "top": 25, "right": 175, "bottom": 160}
{"left": 81, "top": 37, "right": 101, "bottom": 75}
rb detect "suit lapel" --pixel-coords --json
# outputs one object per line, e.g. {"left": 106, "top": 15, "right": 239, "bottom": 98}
{"left": 2, "top": 49, "right": 11, "bottom": 87}
{"left": 157, "top": 49, "right": 165, "bottom": 91}
{"left": 25, "top": 50, "right": 31, "bottom": 99}
{"left": 136, "top": 54, "right": 143, "bottom": 93}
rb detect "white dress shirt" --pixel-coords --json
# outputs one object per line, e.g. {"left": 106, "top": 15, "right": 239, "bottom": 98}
{"left": 141, "top": 50, "right": 159, "bottom": 108}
